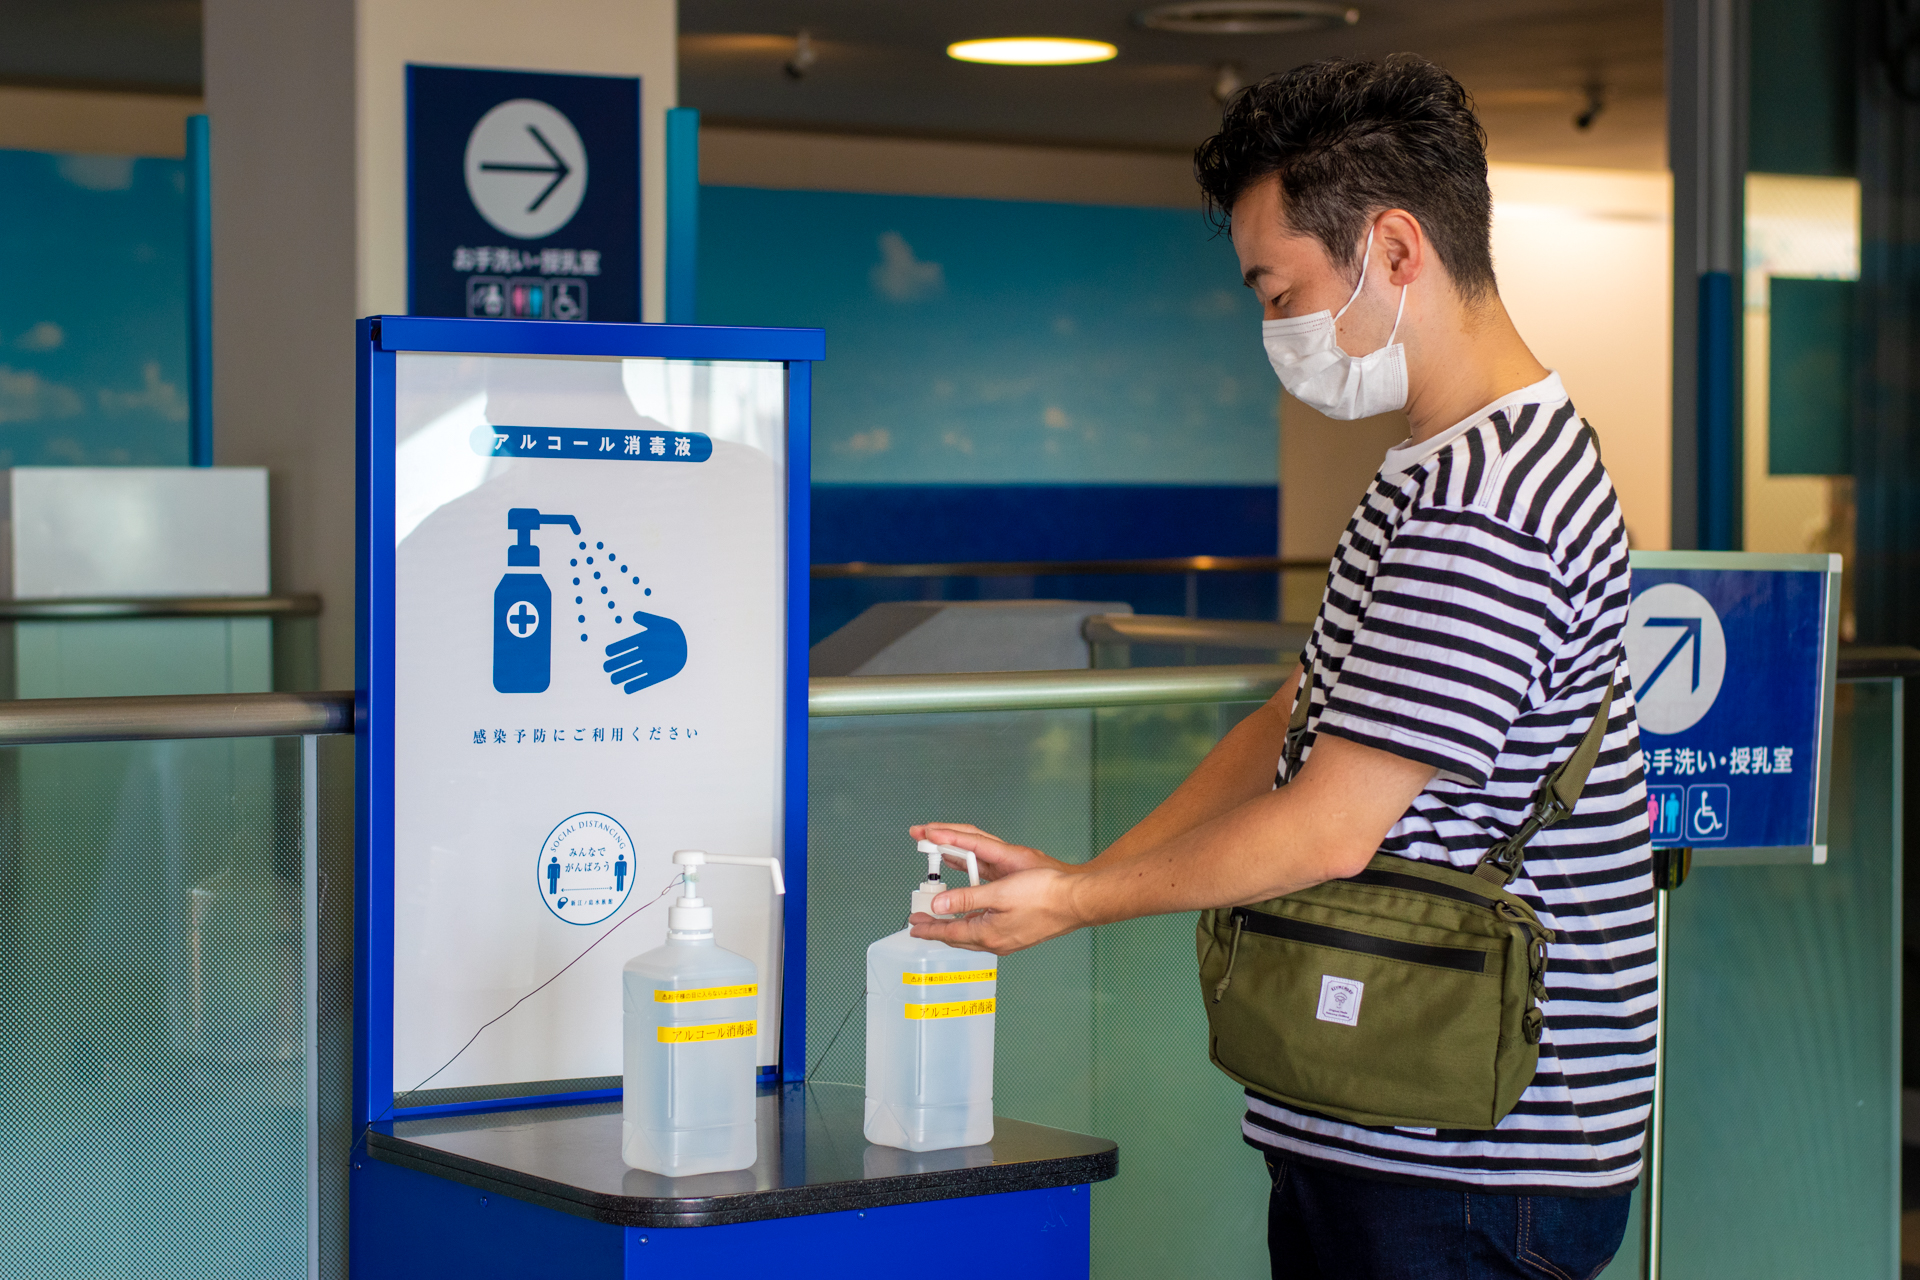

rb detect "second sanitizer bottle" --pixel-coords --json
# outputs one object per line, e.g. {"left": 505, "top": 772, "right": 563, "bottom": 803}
{"left": 622, "top": 850, "right": 783, "bottom": 1176}
{"left": 864, "top": 840, "right": 996, "bottom": 1152}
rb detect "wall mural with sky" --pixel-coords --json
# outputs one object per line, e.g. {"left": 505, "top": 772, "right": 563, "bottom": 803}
{"left": 0, "top": 149, "right": 189, "bottom": 467}
{"left": 698, "top": 185, "right": 1277, "bottom": 486}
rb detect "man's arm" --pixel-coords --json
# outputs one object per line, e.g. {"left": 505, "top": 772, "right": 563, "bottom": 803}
{"left": 909, "top": 665, "right": 1301, "bottom": 886}
{"left": 1095, "top": 664, "right": 1303, "bottom": 865}
{"left": 911, "top": 731, "right": 1436, "bottom": 955}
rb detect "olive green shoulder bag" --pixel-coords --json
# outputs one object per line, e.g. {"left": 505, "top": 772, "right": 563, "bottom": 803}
{"left": 1197, "top": 667, "right": 1617, "bottom": 1131}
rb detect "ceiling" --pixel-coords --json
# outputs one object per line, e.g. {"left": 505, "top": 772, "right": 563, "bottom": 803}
{"left": 0, "top": 0, "right": 201, "bottom": 93}
{"left": 679, "top": 0, "right": 1668, "bottom": 168}
{"left": 0, "top": 0, "right": 1667, "bottom": 168}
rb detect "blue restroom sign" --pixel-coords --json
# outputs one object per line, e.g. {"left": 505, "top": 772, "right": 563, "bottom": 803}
{"left": 538, "top": 811, "right": 635, "bottom": 926}
{"left": 408, "top": 64, "right": 639, "bottom": 322}
{"left": 1626, "top": 553, "right": 1840, "bottom": 852}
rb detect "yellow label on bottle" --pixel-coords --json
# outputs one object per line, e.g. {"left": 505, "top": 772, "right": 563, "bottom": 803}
{"left": 902, "top": 969, "right": 996, "bottom": 986}
{"left": 905, "top": 998, "right": 996, "bottom": 1021}
{"left": 657, "top": 1020, "right": 757, "bottom": 1044}
{"left": 654, "top": 983, "right": 758, "bottom": 1004}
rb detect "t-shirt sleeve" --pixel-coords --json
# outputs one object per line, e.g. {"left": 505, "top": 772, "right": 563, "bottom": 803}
{"left": 1312, "top": 504, "right": 1563, "bottom": 787}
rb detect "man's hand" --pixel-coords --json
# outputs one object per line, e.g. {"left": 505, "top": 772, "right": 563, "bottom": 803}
{"left": 908, "top": 866, "right": 1087, "bottom": 955}
{"left": 907, "top": 823, "right": 1068, "bottom": 881}
{"left": 904, "top": 824, "right": 1086, "bottom": 955}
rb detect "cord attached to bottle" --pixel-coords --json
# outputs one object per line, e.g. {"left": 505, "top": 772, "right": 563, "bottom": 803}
{"left": 360, "top": 872, "right": 684, "bottom": 1138}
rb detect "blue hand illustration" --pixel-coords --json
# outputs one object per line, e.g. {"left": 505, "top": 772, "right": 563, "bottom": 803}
{"left": 603, "top": 611, "right": 688, "bottom": 694}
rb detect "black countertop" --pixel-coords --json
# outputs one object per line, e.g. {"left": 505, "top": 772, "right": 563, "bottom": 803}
{"left": 368, "top": 1081, "right": 1118, "bottom": 1228}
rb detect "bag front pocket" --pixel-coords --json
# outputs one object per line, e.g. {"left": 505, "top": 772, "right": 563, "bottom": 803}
{"left": 1207, "top": 905, "right": 1507, "bottom": 1129}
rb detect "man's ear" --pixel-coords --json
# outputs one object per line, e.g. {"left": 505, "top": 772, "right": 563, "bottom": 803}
{"left": 1374, "top": 209, "right": 1427, "bottom": 287}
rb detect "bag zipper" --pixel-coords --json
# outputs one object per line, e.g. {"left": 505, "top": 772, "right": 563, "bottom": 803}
{"left": 1228, "top": 908, "right": 1488, "bottom": 974}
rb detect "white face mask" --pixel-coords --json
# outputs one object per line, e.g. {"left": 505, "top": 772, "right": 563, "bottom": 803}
{"left": 1260, "top": 225, "right": 1409, "bottom": 420}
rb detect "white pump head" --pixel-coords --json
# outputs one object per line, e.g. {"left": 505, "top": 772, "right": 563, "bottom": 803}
{"left": 669, "top": 849, "right": 785, "bottom": 938}
{"left": 910, "top": 839, "right": 979, "bottom": 920}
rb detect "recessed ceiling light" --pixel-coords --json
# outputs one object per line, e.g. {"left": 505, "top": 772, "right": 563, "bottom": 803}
{"left": 1135, "top": 2, "right": 1359, "bottom": 36}
{"left": 946, "top": 37, "right": 1119, "bottom": 66}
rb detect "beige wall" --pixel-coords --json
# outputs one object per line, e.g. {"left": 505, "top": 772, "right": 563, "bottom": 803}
{"left": 1488, "top": 164, "right": 1673, "bottom": 550}
{"left": 206, "top": 0, "right": 676, "bottom": 688}
{"left": 0, "top": 86, "right": 202, "bottom": 157}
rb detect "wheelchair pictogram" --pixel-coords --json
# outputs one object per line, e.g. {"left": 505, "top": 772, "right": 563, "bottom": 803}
{"left": 1684, "top": 784, "right": 1730, "bottom": 842}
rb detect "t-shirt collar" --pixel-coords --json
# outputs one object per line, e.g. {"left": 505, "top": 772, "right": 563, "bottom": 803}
{"left": 1379, "top": 371, "right": 1566, "bottom": 476}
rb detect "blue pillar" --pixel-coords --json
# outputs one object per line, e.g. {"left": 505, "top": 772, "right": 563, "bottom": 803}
{"left": 1668, "top": 0, "right": 1746, "bottom": 550}
{"left": 666, "top": 107, "right": 699, "bottom": 325}
{"left": 187, "top": 114, "right": 213, "bottom": 467}
{"left": 1696, "top": 270, "right": 1739, "bottom": 550}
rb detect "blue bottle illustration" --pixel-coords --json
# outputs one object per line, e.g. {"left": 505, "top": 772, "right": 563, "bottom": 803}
{"left": 494, "top": 508, "right": 580, "bottom": 693}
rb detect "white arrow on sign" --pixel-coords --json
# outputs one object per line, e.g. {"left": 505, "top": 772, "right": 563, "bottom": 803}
{"left": 463, "top": 98, "right": 589, "bottom": 240}
{"left": 1625, "top": 582, "right": 1727, "bottom": 735}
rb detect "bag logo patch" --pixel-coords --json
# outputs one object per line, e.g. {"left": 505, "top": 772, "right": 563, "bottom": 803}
{"left": 1316, "top": 975, "right": 1364, "bottom": 1026}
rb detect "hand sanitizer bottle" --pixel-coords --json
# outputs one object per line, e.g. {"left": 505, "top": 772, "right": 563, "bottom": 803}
{"left": 622, "top": 850, "right": 784, "bottom": 1175}
{"left": 864, "top": 840, "right": 996, "bottom": 1152}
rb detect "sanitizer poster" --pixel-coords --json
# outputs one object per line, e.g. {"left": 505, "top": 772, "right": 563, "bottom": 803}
{"left": 391, "top": 353, "right": 787, "bottom": 1091}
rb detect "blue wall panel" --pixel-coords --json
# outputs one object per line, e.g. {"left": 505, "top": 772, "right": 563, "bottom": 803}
{"left": 0, "top": 149, "right": 190, "bottom": 466}
{"left": 698, "top": 184, "right": 1275, "bottom": 490}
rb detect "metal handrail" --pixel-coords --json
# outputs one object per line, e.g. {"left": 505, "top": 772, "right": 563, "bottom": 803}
{"left": 0, "top": 691, "right": 354, "bottom": 746}
{"left": 1083, "top": 613, "right": 1308, "bottom": 650}
{"left": 0, "top": 645, "right": 1906, "bottom": 743}
{"left": 810, "top": 555, "right": 1322, "bottom": 579}
{"left": 808, "top": 663, "right": 1293, "bottom": 717}
{"left": 0, "top": 594, "right": 321, "bottom": 620}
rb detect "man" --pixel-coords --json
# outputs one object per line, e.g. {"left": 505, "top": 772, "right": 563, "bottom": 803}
{"left": 910, "top": 56, "right": 1652, "bottom": 1279}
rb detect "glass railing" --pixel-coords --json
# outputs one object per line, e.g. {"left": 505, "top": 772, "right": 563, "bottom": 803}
{"left": 0, "top": 732, "right": 344, "bottom": 1280}
{"left": 809, "top": 693, "right": 1279, "bottom": 1279}
{"left": 0, "top": 643, "right": 1905, "bottom": 1280}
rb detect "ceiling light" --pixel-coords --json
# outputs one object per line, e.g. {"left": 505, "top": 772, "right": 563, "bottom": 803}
{"left": 1135, "top": 2, "right": 1359, "bottom": 36}
{"left": 946, "top": 38, "right": 1119, "bottom": 66}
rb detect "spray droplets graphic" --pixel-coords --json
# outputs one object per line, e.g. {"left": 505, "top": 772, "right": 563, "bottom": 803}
{"left": 556, "top": 526, "right": 657, "bottom": 666}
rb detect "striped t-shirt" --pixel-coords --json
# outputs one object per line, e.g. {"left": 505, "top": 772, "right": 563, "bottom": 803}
{"left": 1245, "top": 372, "right": 1655, "bottom": 1196}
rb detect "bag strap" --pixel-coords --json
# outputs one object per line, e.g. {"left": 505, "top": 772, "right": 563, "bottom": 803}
{"left": 1281, "top": 663, "right": 1315, "bottom": 779}
{"left": 1474, "top": 675, "right": 1620, "bottom": 887}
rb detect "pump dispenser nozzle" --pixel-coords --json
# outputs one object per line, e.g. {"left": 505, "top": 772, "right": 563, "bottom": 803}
{"left": 505, "top": 508, "right": 582, "bottom": 567}
{"left": 911, "top": 839, "right": 979, "bottom": 920}
{"left": 669, "top": 850, "right": 785, "bottom": 938}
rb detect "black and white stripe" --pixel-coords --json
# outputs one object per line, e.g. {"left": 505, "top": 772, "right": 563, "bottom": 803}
{"left": 1246, "top": 372, "right": 1654, "bottom": 1195}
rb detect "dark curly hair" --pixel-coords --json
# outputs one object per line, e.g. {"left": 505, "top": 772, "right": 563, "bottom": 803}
{"left": 1194, "top": 56, "right": 1496, "bottom": 301}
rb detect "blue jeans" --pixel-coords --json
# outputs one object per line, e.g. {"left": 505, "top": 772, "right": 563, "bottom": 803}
{"left": 1265, "top": 1155, "right": 1633, "bottom": 1280}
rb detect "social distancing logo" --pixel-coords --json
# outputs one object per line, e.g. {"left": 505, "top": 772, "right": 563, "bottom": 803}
{"left": 1626, "top": 583, "right": 1727, "bottom": 735}
{"left": 537, "top": 811, "right": 635, "bottom": 925}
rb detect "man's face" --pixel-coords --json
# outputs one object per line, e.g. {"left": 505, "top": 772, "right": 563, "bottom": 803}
{"left": 1230, "top": 174, "right": 1396, "bottom": 354}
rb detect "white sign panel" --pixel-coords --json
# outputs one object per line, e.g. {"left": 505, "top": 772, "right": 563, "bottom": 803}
{"left": 390, "top": 352, "right": 788, "bottom": 1092}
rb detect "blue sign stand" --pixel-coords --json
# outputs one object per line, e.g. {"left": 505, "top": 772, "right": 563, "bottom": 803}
{"left": 350, "top": 316, "right": 1113, "bottom": 1278}
{"left": 1629, "top": 551, "right": 1841, "bottom": 864}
